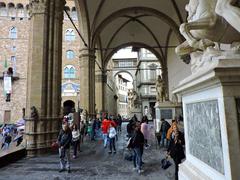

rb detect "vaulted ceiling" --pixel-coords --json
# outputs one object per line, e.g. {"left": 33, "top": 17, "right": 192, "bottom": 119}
{"left": 75, "top": 0, "right": 188, "bottom": 68}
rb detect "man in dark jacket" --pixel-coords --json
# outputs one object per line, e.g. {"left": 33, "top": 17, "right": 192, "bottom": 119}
{"left": 160, "top": 118, "right": 171, "bottom": 147}
{"left": 167, "top": 125, "right": 185, "bottom": 180}
{"left": 131, "top": 122, "right": 145, "bottom": 174}
{"left": 58, "top": 122, "right": 72, "bottom": 173}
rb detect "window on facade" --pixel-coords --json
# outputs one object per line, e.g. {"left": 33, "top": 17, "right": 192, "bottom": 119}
{"left": 11, "top": 56, "right": 16, "bottom": 61}
{"left": 118, "top": 60, "right": 133, "bottom": 67}
{"left": 8, "top": 3, "right": 15, "bottom": 17}
{"left": 11, "top": 46, "right": 16, "bottom": 52}
{"left": 72, "top": 7, "right": 77, "bottom": 20}
{"left": 64, "top": 6, "right": 70, "bottom": 19}
{"left": 9, "top": 27, "right": 17, "bottom": 39}
{"left": 65, "top": 29, "right": 75, "bottom": 41}
{"left": 64, "top": 65, "right": 76, "bottom": 78}
{"left": 66, "top": 50, "right": 75, "bottom": 59}
{"left": 148, "top": 64, "right": 157, "bottom": 80}
{"left": 0, "top": 2, "right": 7, "bottom": 16}
{"left": 17, "top": 4, "right": 24, "bottom": 17}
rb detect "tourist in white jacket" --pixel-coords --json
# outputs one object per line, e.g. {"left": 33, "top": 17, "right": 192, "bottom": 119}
{"left": 108, "top": 123, "right": 117, "bottom": 154}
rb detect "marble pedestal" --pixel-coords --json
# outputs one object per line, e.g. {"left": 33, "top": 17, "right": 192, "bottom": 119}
{"left": 155, "top": 101, "right": 182, "bottom": 121}
{"left": 173, "top": 58, "right": 240, "bottom": 180}
{"left": 25, "top": 117, "right": 61, "bottom": 156}
{"left": 154, "top": 101, "right": 182, "bottom": 135}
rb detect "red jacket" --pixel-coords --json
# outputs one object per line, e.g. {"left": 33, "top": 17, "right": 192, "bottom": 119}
{"left": 101, "top": 119, "right": 111, "bottom": 134}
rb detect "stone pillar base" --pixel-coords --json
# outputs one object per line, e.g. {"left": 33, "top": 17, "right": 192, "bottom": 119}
{"left": 178, "top": 160, "right": 211, "bottom": 180}
{"left": 25, "top": 117, "right": 61, "bottom": 157}
{"left": 174, "top": 58, "right": 240, "bottom": 180}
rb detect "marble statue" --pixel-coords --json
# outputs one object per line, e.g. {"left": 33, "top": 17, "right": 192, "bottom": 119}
{"left": 155, "top": 75, "right": 166, "bottom": 102}
{"left": 176, "top": 0, "right": 240, "bottom": 59}
{"left": 133, "top": 90, "right": 139, "bottom": 108}
{"left": 30, "top": 106, "right": 39, "bottom": 120}
{"left": 171, "top": 93, "right": 178, "bottom": 105}
{"left": 128, "top": 89, "right": 134, "bottom": 109}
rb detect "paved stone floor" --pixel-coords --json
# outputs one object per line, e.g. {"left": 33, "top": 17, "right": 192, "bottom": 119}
{"left": 0, "top": 123, "right": 175, "bottom": 180}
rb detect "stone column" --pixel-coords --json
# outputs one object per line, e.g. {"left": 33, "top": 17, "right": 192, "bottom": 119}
{"left": 79, "top": 48, "right": 96, "bottom": 118}
{"left": 25, "top": 0, "right": 65, "bottom": 156}
{"left": 95, "top": 71, "right": 107, "bottom": 113}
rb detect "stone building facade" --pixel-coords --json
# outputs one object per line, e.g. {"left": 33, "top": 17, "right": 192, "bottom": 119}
{"left": 135, "top": 48, "right": 161, "bottom": 120}
{"left": 0, "top": 0, "right": 80, "bottom": 123}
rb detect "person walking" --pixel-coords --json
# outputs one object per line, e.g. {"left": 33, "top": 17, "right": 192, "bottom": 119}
{"left": 80, "top": 121, "right": 86, "bottom": 144}
{"left": 101, "top": 116, "right": 111, "bottom": 148}
{"left": 131, "top": 122, "right": 145, "bottom": 174}
{"left": 71, "top": 123, "right": 80, "bottom": 159}
{"left": 167, "top": 124, "right": 185, "bottom": 180}
{"left": 58, "top": 122, "right": 72, "bottom": 173}
{"left": 108, "top": 123, "right": 117, "bottom": 154}
{"left": 117, "top": 114, "right": 122, "bottom": 133}
{"left": 160, "top": 118, "right": 171, "bottom": 147}
{"left": 141, "top": 116, "right": 150, "bottom": 149}
{"left": 1, "top": 132, "right": 12, "bottom": 150}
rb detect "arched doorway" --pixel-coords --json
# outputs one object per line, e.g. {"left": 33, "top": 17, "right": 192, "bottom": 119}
{"left": 63, "top": 100, "right": 75, "bottom": 115}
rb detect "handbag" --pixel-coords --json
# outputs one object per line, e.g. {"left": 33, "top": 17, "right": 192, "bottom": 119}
{"left": 51, "top": 141, "right": 59, "bottom": 151}
{"left": 161, "top": 157, "right": 172, "bottom": 169}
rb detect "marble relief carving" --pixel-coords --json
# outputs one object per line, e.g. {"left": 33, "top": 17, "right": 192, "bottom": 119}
{"left": 186, "top": 100, "right": 224, "bottom": 174}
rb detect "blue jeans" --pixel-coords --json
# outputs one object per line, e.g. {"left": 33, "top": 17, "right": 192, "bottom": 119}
{"left": 109, "top": 137, "right": 116, "bottom": 152}
{"left": 161, "top": 131, "right": 166, "bottom": 147}
{"left": 59, "top": 148, "right": 70, "bottom": 170}
{"left": 133, "top": 147, "right": 142, "bottom": 170}
{"left": 103, "top": 133, "right": 108, "bottom": 147}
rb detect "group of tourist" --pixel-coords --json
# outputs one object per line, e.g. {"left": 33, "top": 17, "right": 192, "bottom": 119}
{"left": 57, "top": 114, "right": 123, "bottom": 173}
{"left": 0, "top": 124, "right": 23, "bottom": 151}
{"left": 57, "top": 113, "right": 185, "bottom": 179}
{"left": 126, "top": 115, "right": 185, "bottom": 179}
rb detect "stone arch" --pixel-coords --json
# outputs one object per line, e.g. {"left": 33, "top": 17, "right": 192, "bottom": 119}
{"left": 0, "top": 2, "right": 6, "bottom": 7}
{"left": 103, "top": 42, "right": 169, "bottom": 99}
{"left": 7, "top": 2, "right": 14, "bottom": 8}
{"left": 113, "top": 70, "right": 134, "bottom": 82}
{"left": 103, "top": 42, "right": 164, "bottom": 70}
{"left": 92, "top": 6, "right": 184, "bottom": 48}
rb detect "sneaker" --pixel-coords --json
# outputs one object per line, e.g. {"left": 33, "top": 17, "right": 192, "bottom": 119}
{"left": 68, "top": 169, "right": 71, "bottom": 173}
{"left": 138, "top": 169, "right": 144, "bottom": 174}
{"left": 113, "top": 151, "right": 116, "bottom": 154}
{"left": 59, "top": 169, "right": 64, "bottom": 173}
{"left": 108, "top": 151, "right": 112, "bottom": 154}
{"left": 132, "top": 167, "right": 137, "bottom": 171}
{"left": 73, "top": 155, "right": 76, "bottom": 159}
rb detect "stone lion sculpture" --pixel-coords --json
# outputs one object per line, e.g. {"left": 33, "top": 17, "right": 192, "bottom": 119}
{"left": 176, "top": 0, "right": 240, "bottom": 60}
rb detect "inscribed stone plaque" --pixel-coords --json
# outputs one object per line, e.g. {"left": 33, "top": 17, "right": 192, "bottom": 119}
{"left": 160, "top": 109, "right": 172, "bottom": 119}
{"left": 186, "top": 100, "right": 224, "bottom": 174}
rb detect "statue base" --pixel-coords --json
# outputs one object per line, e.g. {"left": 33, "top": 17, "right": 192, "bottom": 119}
{"left": 173, "top": 57, "right": 240, "bottom": 180}
{"left": 154, "top": 101, "right": 182, "bottom": 133}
